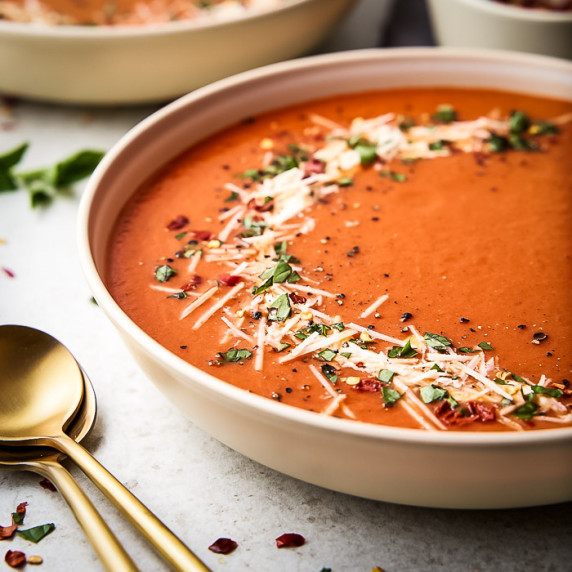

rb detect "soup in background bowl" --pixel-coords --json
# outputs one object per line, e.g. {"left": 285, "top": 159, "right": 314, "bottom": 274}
{"left": 78, "top": 48, "right": 572, "bottom": 508}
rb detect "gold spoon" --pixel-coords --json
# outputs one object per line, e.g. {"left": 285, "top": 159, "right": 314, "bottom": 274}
{"left": 0, "top": 325, "right": 210, "bottom": 572}
{"left": 0, "top": 369, "right": 139, "bottom": 571}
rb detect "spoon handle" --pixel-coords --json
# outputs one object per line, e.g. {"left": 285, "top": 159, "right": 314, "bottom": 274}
{"left": 26, "top": 459, "right": 139, "bottom": 572}
{"left": 54, "top": 434, "right": 210, "bottom": 572}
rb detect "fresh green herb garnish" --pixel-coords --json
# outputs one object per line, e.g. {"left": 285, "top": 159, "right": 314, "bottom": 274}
{"left": 377, "top": 369, "right": 396, "bottom": 383}
{"left": 277, "top": 342, "right": 291, "bottom": 352}
{"left": 11, "top": 512, "right": 25, "bottom": 526}
{"left": 478, "top": 341, "right": 493, "bottom": 351}
{"left": 318, "top": 348, "right": 337, "bottom": 362}
{"left": 340, "top": 352, "right": 352, "bottom": 359}
{"left": 332, "top": 322, "right": 345, "bottom": 332}
{"left": 380, "top": 170, "right": 406, "bottom": 182}
{"left": 388, "top": 339, "right": 418, "bottom": 359}
{"left": 420, "top": 384, "right": 458, "bottom": 408}
{"left": 218, "top": 348, "right": 253, "bottom": 363}
{"left": 509, "top": 111, "right": 530, "bottom": 134}
{"left": 338, "top": 177, "right": 354, "bottom": 187}
{"left": 17, "top": 524, "right": 55, "bottom": 543}
{"left": 428, "top": 140, "right": 447, "bottom": 151}
{"left": 155, "top": 265, "right": 176, "bottom": 283}
{"left": 458, "top": 347, "right": 479, "bottom": 353}
{"left": 268, "top": 293, "right": 291, "bottom": 322}
{"left": 531, "top": 121, "right": 559, "bottom": 136}
{"left": 241, "top": 216, "right": 268, "bottom": 237}
{"left": 513, "top": 401, "right": 538, "bottom": 420}
{"left": 382, "top": 386, "right": 402, "bottom": 407}
{"left": 239, "top": 147, "right": 308, "bottom": 181}
{"left": 494, "top": 378, "right": 509, "bottom": 386}
{"left": 347, "top": 136, "right": 378, "bottom": 166}
{"left": 321, "top": 364, "right": 338, "bottom": 384}
{"left": 167, "top": 291, "right": 188, "bottom": 299}
{"left": 252, "top": 261, "right": 299, "bottom": 295}
{"left": 531, "top": 385, "right": 563, "bottom": 399}
{"left": 432, "top": 105, "right": 457, "bottom": 124}
{"left": 0, "top": 142, "right": 28, "bottom": 192}
{"left": 225, "top": 190, "right": 239, "bottom": 202}
{"left": 430, "top": 363, "right": 443, "bottom": 372}
{"left": 424, "top": 332, "right": 452, "bottom": 352}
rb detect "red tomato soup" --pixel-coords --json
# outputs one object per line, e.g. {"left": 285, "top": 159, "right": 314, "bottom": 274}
{"left": 107, "top": 87, "right": 572, "bottom": 432}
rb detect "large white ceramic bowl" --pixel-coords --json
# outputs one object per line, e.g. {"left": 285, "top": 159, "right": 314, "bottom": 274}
{"left": 0, "top": 0, "right": 356, "bottom": 105}
{"left": 78, "top": 48, "right": 572, "bottom": 509}
{"left": 427, "top": 0, "right": 572, "bottom": 60}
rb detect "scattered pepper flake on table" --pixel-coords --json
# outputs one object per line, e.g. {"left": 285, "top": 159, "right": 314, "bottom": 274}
{"left": 275, "top": 532, "right": 305, "bottom": 548}
{"left": 5, "top": 550, "right": 26, "bottom": 568}
{"left": 208, "top": 537, "right": 238, "bottom": 554}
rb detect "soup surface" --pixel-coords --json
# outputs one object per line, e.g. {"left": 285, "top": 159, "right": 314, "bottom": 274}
{"left": 108, "top": 87, "right": 572, "bottom": 431}
{"left": 0, "top": 0, "right": 283, "bottom": 25}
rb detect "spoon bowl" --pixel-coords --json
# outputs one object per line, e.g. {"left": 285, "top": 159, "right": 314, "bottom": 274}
{"left": 0, "top": 325, "right": 84, "bottom": 440}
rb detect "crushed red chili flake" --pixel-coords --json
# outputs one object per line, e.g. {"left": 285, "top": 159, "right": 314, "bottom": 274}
{"left": 167, "top": 215, "right": 189, "bottom": 231}
{"left": 208, "top": 538, "right": 238, "bottom": 554}
{"left": 468, "top": 400, "right": 496, "bottom": 422}
{"left": 5, "top": 550, "right": 26, "bottom": 568}
{"left": 181, "top": 275, "right": 203, "bottom": 291}
{"left": 217, "top": 274, "right": 241, "bottom": 287}
{"left": 275, "top": 533, "right": 305, "bottom": 548}
{"left": 353, "top": 379, "right": 381, "bottom": 392}
{"left": 2, "top": 267, "right": 15, "bottom": 278}
{"left": 188, "top": 230, "right": 212, "bottom": 241}
{"left": 39, "top": 478, "right": 56, "bottom": 492}
{"left": 435, "top": 401, "right": 477, "bottom": 426}
{"left": 303, "top": 158, "right": 325, "bottom": 176}
{"left": 15, "top": 503, "right": 27, "bottom": 516}
{"left": 0, "top": 524, "right": 18, "bottom": 540}
{"left": 288, "top": 292, "right": 307, "bottom": 304}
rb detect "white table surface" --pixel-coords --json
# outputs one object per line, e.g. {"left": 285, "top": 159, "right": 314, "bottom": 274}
{"left": 1, "top": 1, "right": 571, "bottom": 571}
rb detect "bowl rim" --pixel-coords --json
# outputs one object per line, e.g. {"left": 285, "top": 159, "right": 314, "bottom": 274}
{"left": 0, "top": 0, "right": 318, "bottom": 38}
{"left": 439, "top": 0, "right": 572, "bottom": 22}
{"left": 78, "top": 46, "right": 572, "bottom": 449}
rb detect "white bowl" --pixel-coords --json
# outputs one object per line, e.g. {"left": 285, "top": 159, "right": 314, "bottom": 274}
{"left": 0, "top": 0, "right": 356, "bottom": 105}
{"left": 78, "top": 48, "right": 572, "bottom": 509}
{"left": 427, "top": 0, "right": 572, "bottom": 59}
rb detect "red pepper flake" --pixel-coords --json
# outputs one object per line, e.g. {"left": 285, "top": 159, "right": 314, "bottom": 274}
{"left": 5, "top": 550, "right": 26, "bottom": 568}
{"left": 15, "top": 503, "right": 27, "bottom": 516}
{"left": 2, "top": 267, "right": 15, "bottom": 278}
{"left": 188, "top": 230, "right": 213, "bottom": 241}
{"left": 181, "top": 275, "right": 203, "bottom": 291}
{"left": 167, "top": 215, "right": 189, "bottom": 230}
{"left": 288, "top": 292, "right": 307, "bottom": 305}
{"left": 303, "top": 158, "right": 325, "bottom": 176}
{"left": 468, "top": 400, "right": 496, "bottom": 423}
{"left": 208, "top": 538, "right": 238, "bottom": 554}
{"left": 247, "top": 198, "right": 274, "bottom": 212}
{"left": 39, "top": 478, "right": 56, "bottom": 492}
{"left": 275, "top": 533, "right": 305, "bottom": 548}
{"left": 217, "top": 274, "right": 241, "bottom": 287}
{"left": 0, "top": 524, "right": 18, "bottom": 540}
{"left": 353, "top": 379, "right": 381, "bottom": 392}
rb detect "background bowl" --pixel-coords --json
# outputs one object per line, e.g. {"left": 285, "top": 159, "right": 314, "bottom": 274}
{"left": 427, "top": 0, "right": 572, "bottom": 59}
{"left": 78, "top": 48, "right": 572, "bottom": 509}
{"left": 0, "top": 0, "right": 356, "bottom": 105}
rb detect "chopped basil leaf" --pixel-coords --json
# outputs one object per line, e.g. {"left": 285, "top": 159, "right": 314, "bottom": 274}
{"left": 241, "top": 216, "right": 267, "bottom": 237}
{"left": 380, "top": 170, "right": 406, "bottom": 182}
{"left": 240, "top": 148, "right": 307, "bottom": 181}
{"left": 511, "top": 372, "right": 526, "bottom": 383}
{"left": 340, "top": 352, "right": 352, "bottom": 359}
{"left": 509, "top": 133, "right": 538, "bottom": 152}
{"left": 430, "top": 363, "right": 443, "bottom": 372}
{"left": 382, "top": 386, "right": 402, "bottom": 407}
{"left": 488, "top": 133, "right": 509, "bottom": 153}
{"left": 318, "top": 348, "right": 337, "bottom": 362}
{"left": 218, "top": 348, "right": 252, "bottom": 362}
{"left": 288, "top": 271, "right": 301, "bottom": 283}
{"left": 225, "top": 190, "right": 239, "bottom": 202}
{"left": 478, "top": 341, "right": 493, "bottom": 351}
{"left": 11, "top": 512, "right": 25, "bottom": 526}
{"left": 294, "top": 332, "right": 308, "bottom": 340}
{"left": 155, "top": 265, "right": 176, "bottom": 282}
{"left": 513, "top": 401, "right": 538, "bottom": 420}
{"left": 398, "top": 116, "right": 416, "bottom": 131}
{"left": 307, "top": 323, "right": 331, "bottom": 336}
{"left": 377, "top": 369, "right": 396, "bottom": 383}
{"left": 17, "top": 523, "right": 55, "bottom": 543}
{"left": 494, "top": 378, "right": 509, "bottom": 385}
{"left": 428, "top": 141, "right": 444, "bottom": 151}
{"left": 509, "top": 111, "right": 530, "bottom": 134}
{"left": 424, "top": 332, "right": 452, "bottom": 352}
{"left": 352, "top": 140, "right": 378, "bottom": 167}
{"left": 531, "top": 385, "right": 563, "bottom": 399}
{"left": 531, "top": 121, "right": 559, "bottom": 136}
{"left": 175, "top": 231, "right": 187, "bottom": 240}
{"left": 388, "top": 339, "right": 418, "bottom": 359}
{"left": 458, "top": 347, "right": 479, "bottom": 353}
{"left": 432, "top": 105, "right": 457, "bottom": 124}
{"left": 420, "top": 384, "right": 448, "bottom": 403}
{"left": 277, "top": 342, "right": 291, "bottom": 352}
{"left": 332, "top": 322, "right": 345, "bottom": 332}
{"left": 338, "top": 177, "right": 354, "bottom": 187}
{"left": 500, "top": 397, "right": 513, "bottom": 407}
{"left": 183, "top": 248, "right": 201, "bottom": 259}
{"left": 268, "top": 293, "right": 291, "bottom": 322}
{"left": 0, "top": 142, "right": 28, "bottom": 192}
{"left": 321, "top": 364, "right": 338, "bottom": 384}
{"left": 273, "top": 261, "right": 293, "bottom": 283}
